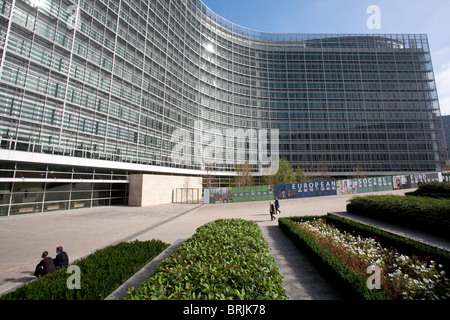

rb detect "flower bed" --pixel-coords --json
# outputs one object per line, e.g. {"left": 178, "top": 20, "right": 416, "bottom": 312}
{"left": 125, "top": 219, "right": 288, "bottom": 300}
{"left": 279, "top": 216, "right": 450, "bottom": 300}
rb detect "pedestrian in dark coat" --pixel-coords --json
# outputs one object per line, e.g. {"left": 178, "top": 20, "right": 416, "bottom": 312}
{"left": 274, "top": 198, "right": 281, "bottom": 214}
{"left": 34, "top": 251, "right": 56, "bottom": 277}
{"left": 270, "top": 202, "right": 276, "bottom": 221}
{"left": 53, "top": 246, "right": 69, "bottom": 269}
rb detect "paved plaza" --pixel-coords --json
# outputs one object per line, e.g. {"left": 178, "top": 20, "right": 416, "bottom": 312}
{"left": 0, "top": 188, "right": 440, "bottom": 299}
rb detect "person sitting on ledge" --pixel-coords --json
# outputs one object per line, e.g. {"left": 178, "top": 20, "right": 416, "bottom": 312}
{"left": 34, "top": 251, "right": 56, "bottom": 277}
{"left": 53, "top": 246, "right": 69, "bottom": 269}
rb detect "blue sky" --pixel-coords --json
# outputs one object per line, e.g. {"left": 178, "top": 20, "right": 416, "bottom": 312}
{"left": 201, "top": 0, "right": 450, "bottom": 116}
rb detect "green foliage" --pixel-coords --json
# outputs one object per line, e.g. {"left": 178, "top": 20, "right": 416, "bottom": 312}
{"left": 405, "top": 181, "right": 450, "bottom": 199}
{"left": 294, "top": 166, "right": 308, "bottom": 183}
{"left": 261, "top": 158, "right": 298, "bottom": 185}
{"left": 324, "top": 215, "right": 450, "bottom": 271}
{"left": 1, "top": 240, "right": 169, "bottom": 300}
{"left": 125, "top": 219, "right": 288, "bottom": 300}
{"left": 279, "top": 216, "right": 450, "bottom": 300}
{"left": 346, "top": 195, "right": 450, "bottom": 238}
{"left": 278, "top": 216, "right": 388, "bottom": 300}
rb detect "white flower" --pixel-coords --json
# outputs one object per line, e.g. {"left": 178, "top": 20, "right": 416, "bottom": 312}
{"left": 298, "top": 219, "right": 450, "bottom": 300}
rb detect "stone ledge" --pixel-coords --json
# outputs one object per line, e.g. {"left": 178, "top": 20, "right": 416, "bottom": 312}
{"left": 328, "top": 212, "right": 450, "bottom": 252}
{"left": 104, "top": 239, "right": 185, "bottom": 300}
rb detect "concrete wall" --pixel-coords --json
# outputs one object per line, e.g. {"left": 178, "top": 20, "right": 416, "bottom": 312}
{"left": 128, "top": 174, "right": 203, "bottom": 206}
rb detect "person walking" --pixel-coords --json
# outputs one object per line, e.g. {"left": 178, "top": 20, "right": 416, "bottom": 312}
{"left": 274, "top": 198, "right": 281, "bottom": 214}
{"left": 269, "top": 201, "right": 276, "bottom": 221}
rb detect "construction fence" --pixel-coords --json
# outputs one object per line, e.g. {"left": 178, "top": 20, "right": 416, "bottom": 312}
{"left": 204, "top": 172, "right": 443, "bottom": 204}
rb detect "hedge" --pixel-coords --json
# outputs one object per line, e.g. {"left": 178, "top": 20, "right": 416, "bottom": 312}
{"left": 278, "top": 216, "right": 388, "bottom": 300}
{"left": 0, "top": 240, "right": 169, "bottom": 300}
{"left": 279, "top": 216, "right": 450, "bottom": 300}
{"left": 125, "top": 219, "right": 288, "bottom": 300}
{"left": 324, "top": 215, "right": 450, "bottom": 269}
{"left": 346, "top": 195, "right": 450, "bottom": 239}
{"left": 405, "top": 181, "right": 450, "bottom": 199}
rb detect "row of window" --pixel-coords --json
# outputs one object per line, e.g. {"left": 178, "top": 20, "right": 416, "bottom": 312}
{"left": 279, "top": 142, "right": 433, "bottom": 152}
{"left": 0, "top": 161, "right": 129, "bottom": 214}
{"left": 191, "top": 0, "right": 430, "bottom": 49}
{"left": 0, "top": 0, "right": 444, "bottom": 174}
{"left": 3, "top": 7, "right": 436, "bottom": 119}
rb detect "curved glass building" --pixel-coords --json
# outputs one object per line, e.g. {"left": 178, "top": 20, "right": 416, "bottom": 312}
{"left": 0, "top": 0, "right": 447, "bottom": 215}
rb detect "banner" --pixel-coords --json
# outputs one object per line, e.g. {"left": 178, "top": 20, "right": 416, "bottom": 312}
{"left": 392, "top": 173, "right": 440, "bottom": 190}
{"left": 205, "top": 188, "right": 232, "bottom": 204}
{"left": 204, "top": 185, "right": 274, "bottom": 203}
{"left": 274, "top": 181, "right": 337, "bottom": 199}
{"left": 230, "top": 185, "right": 274, "bottom": 203}
{"left": 337, "top": 176, "right": 392, "bottom": 195}
{"left": 204, "top": 172, "right": 442, "bottom": 204}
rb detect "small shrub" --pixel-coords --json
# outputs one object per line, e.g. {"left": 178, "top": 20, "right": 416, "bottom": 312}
{"left": 406, "top": 181, "right": 450, "bottom": 199}
{"left": 125, "top": 219, "right": 288, "bottom": 300}
{"left": 1, "top": 240, "right": 169, "bottom": 300}
{"left": 297, "top": 217, "right": 450, "bottom": 300}
{"left": 279, "top": 216, "right": 386, "bottom": 300}
{"left": 279, "top": 216, "right": 450, "bottom": 300}
{"left": 346, "top": 195, "right": 450, "bottom": 238}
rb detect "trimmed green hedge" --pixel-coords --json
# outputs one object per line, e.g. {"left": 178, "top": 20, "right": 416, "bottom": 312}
{"left": 279, "top": 215, "right": 450, "bottom": 300}
{"left": 125, "top": 219, "right": 288, "bottom": 300}
{"left": 405, "top": 181, "right": 450, "bottom": 199}
{"left": 0, "top": 240, "right": 169, "bottom": 300}
{"left": 324, "top": 215, "right": 450, "bottom": 269}
{"left": 279, "top": 216, "right": 388, "bottom": 300}
{"left": 346, "top": 195, "right": 450, "bottom": 239}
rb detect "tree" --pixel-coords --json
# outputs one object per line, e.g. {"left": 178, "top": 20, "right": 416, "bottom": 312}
{"left": 294, "top": 167, "right": 308, "bottom": 183}
{"left": 261, "top": 158, "right": 297, "bottom": 185}
{"left": 232, "top": 162, "right": 255, "bottom": 187}
{"left": 203, "top": 163, "right": 217, "bottom": 189}
{"left": 352, "top": 165, "right": 368, "bottom": 178}
{"left": 305, "top": 159, "right": 332, "bottom": 182}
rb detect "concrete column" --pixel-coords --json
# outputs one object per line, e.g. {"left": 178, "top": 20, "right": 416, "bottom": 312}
{"left": 128, "top": 174, "right": 203, "bottom": 206}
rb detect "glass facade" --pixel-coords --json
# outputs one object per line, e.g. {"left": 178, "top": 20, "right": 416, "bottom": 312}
{"left": 0, "top": 161, "right": 128, "bottom": 216}
{"left": 0, "top": 0, "right": 447, "bottom": 214}
{"left": 442, "top": 115, "right": 450, "bottom": 161}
